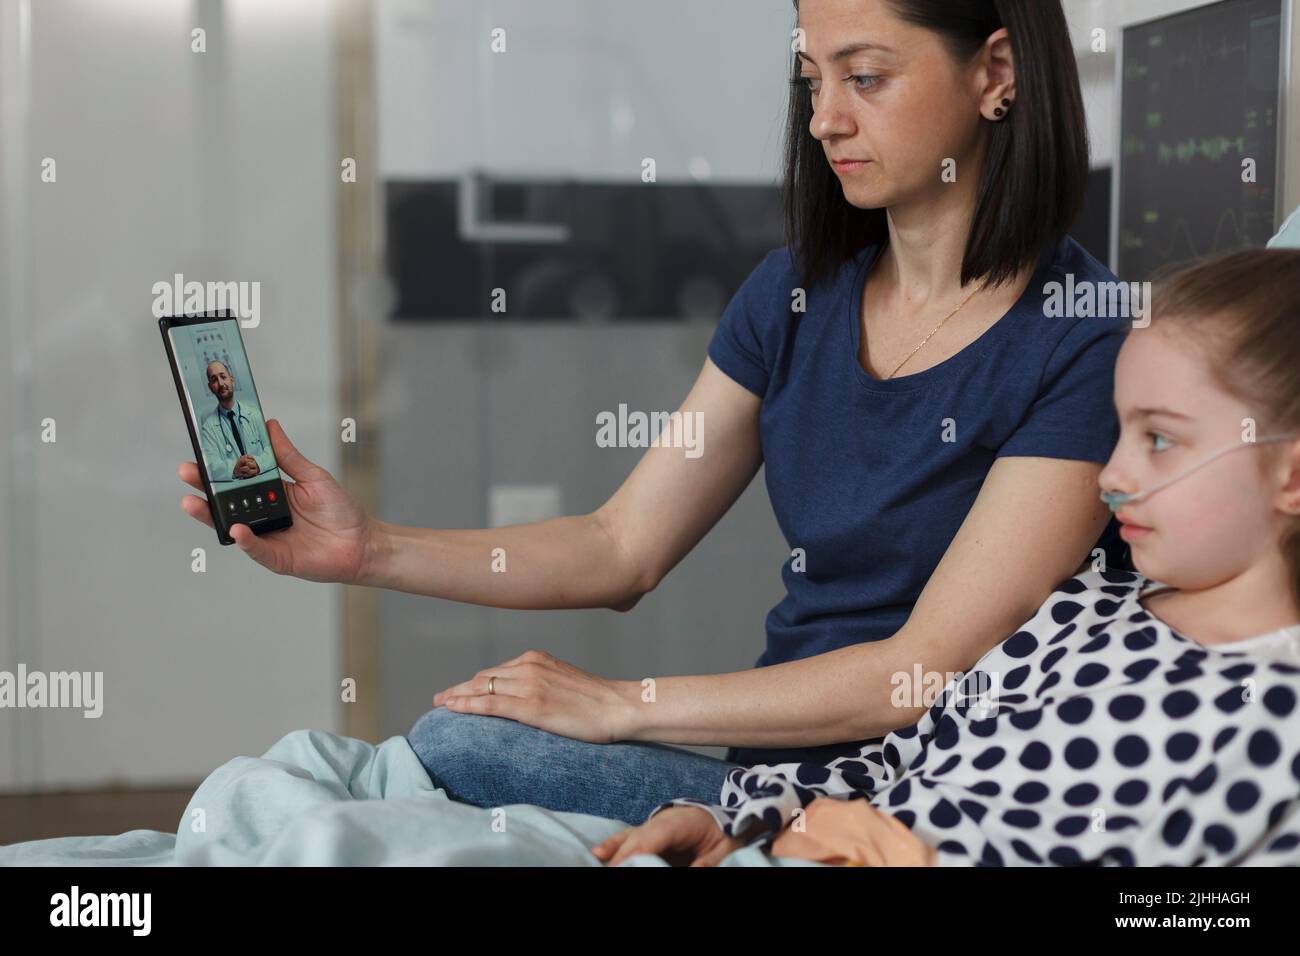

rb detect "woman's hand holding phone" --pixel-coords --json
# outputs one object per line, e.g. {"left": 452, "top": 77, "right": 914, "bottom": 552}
{"left": 178, "top": 418, "right": 374, "bottom": 584}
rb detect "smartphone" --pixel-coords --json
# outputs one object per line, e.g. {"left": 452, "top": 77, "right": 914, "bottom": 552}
{"left": 159, "top": 310, "right": 292, "bottom": 546}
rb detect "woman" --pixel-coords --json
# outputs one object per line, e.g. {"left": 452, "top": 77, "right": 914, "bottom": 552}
{"left": 177, "top": 0, "right": 1129, "bottom": 827}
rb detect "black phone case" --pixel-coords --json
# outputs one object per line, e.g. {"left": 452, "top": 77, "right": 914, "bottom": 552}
{"left": 159, "top": 310, "right": 293, "bottom": 546}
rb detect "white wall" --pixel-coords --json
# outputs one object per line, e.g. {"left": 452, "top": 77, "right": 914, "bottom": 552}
{"left": 0, "top": 0, "right": 341, "bottom": 790}
{"left": 377, "top": 0, "right": 796, "bottom": 182}
{"left": 378, "top": 0, "right": 1280, "bottom": 180}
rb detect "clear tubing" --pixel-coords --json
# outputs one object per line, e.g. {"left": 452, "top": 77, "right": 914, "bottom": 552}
{"left": 1100, "top": 433, "right": 1300, "bottom": 512}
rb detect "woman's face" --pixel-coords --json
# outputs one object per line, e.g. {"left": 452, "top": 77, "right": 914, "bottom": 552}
{"left": 1098, "top": 323, "right": 1294, "bottom": 591}
{"left": 797, "top": 0, "right": 997, "bottom": 210}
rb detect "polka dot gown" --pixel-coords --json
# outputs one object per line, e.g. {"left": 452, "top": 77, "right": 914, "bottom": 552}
{"left": 649, "top": 570, "right": 1300, "bottom": 866}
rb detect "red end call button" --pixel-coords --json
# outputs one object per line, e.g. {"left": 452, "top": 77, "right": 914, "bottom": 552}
{"left": 268, "top": 490, "right": 277, "bottom": 503}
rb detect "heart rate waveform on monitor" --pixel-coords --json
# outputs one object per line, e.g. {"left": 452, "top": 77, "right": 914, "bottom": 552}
{"left": 1117, "top": 0, "right": 1284, "bottom": 280}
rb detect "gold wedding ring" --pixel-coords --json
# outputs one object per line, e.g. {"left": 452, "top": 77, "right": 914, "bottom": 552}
{"left": 488, "top": 676, "right": 496, "bottom": 695}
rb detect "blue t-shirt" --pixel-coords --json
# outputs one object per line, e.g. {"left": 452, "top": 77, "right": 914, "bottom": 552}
{"left": 712, "top": 236, "right": 1130, "bottom": 767}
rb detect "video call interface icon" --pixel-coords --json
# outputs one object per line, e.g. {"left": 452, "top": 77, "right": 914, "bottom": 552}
{"left": 217, "top": 479, "right": 287, "bottom": 525}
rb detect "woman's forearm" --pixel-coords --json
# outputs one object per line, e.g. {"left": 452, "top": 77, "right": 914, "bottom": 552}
{"left": 619, "top": 631, "right": 935, "bottom": 748}
{"left": 356, "top": 513, "right": 648, "bottom": 611}
{"left": 621, "top": 459, "right": 1103, "bottom": 750}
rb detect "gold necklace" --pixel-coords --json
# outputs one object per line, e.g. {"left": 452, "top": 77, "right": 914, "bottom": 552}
{"left": 884, "top": 282, "right": 985, "bottom": 380}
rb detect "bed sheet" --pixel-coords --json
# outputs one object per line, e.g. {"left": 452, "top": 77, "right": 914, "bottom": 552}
{"left": 0, "top": 729, "right": 823, "bottom": 868}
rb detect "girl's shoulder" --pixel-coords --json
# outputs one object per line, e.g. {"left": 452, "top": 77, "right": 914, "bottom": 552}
{"left": 1034, "top": 567, "right": 1159, "bottom": 629}
{"left": 1034, "top": 569, "right": 1300, "bottom": 669}
{"left": 991, "top": 568, "right": 1156, "bottom": 656}
{"left": 1051, "top": 566, "right": 1151, "bottom": 600}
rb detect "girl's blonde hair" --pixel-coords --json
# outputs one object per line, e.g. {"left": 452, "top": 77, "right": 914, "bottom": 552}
{"left": 1148, "top": 248, "right": 1300, "bottom": 610}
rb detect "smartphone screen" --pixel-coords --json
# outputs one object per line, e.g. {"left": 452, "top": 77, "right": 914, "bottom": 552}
{"left": 160, "top": 312, "right": 292, "bottom": 545}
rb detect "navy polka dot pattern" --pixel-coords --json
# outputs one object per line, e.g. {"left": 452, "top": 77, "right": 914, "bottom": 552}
{"left": 647, "top": 570, "right": 1300, "bottom": 866}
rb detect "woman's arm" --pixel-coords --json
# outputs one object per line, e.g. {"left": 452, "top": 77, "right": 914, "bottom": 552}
{"left": 355, "top": 357, "right": 764, "bottom": 611}
{"left": 437, "top": 455, "right": 1112, "bottom": 745}
{"left": 615, "top": 455, "right": 1113, "bottom": 746}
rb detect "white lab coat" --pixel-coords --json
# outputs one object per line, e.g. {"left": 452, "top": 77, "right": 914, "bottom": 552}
{"left": 197, "top": 399, "right": 275, "bottom": 483}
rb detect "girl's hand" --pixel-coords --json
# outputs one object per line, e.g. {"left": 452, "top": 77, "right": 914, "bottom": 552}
{"left": 433, "top": 649, "right": 636, "bottom": 744}
{"left": 592, "top": 806, "right": 747, "bottom": 867}
{"left": 178, "top": 418, "right": 376, "bottom": 584}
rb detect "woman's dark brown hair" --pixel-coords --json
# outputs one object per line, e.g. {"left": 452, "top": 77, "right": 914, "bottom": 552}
{"left": 1149, "top": 248, "right": 1300, "bottom": 610}
{"left": 785, "top": 0, "right": 1089, "bottom": 292}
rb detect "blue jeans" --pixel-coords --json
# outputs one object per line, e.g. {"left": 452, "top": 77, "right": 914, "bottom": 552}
{"left": 406, "top": 707, "right": 742, "bottom": 826}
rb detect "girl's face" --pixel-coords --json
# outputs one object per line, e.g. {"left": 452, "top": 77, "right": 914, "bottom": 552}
{"left": 1099, "top": 322, "right": 1297, "bottom": 591}
{"left": 797, "top": 0, "right": 1004, "bottom": 210}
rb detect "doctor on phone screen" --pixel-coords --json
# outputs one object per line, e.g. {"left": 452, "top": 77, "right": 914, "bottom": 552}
{"left": 197, "top": 360, "right": 274, "bottom": 482}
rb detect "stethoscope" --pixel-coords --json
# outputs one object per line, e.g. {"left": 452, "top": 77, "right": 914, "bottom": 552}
{"left": 216, "top": 404, "right": 265, "bottom": 456}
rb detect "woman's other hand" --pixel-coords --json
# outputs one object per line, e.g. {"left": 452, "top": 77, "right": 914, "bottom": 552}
{"left": 433, "top": 649, "right": 638, "bottom": 744}
{"left": 178, "top": 418, "right": 376, "bottom": 583}
{"left": 592, "top": 806, "right": 746, "bottom": 867}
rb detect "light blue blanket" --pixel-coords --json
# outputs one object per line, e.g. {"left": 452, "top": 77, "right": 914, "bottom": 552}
{"left": 0, "top": 729, "right": 819, "bottom": 867}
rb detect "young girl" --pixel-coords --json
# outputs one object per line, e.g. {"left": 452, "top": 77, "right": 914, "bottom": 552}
{"left": 595, "top": 248, "right": 1300, "bottom": 867}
